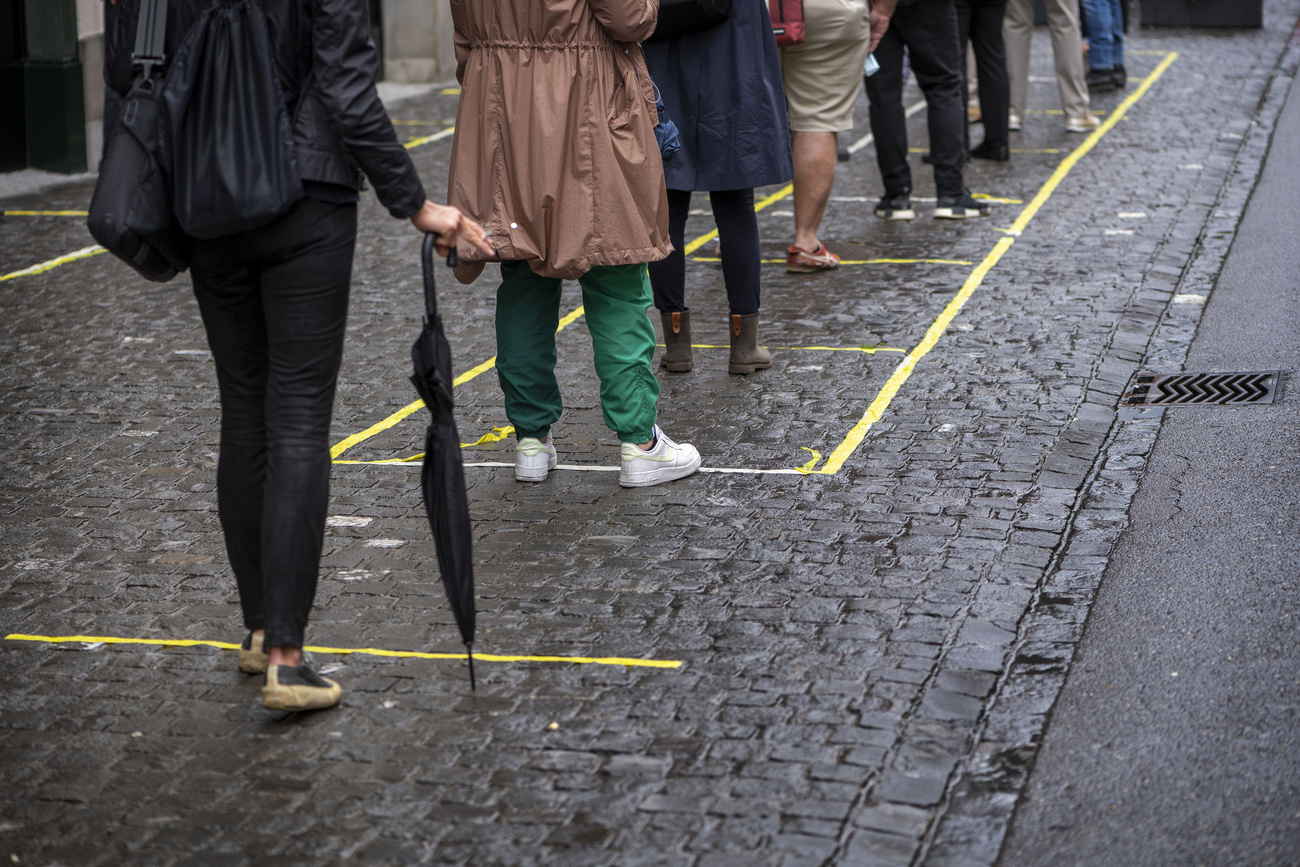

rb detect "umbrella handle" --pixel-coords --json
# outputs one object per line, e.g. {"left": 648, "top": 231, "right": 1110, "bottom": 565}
{"left": 421, "top": 233, "right": 440, "bottom": 320}
{"left": 421, "top": 233, "right": 460, "bottom": 321}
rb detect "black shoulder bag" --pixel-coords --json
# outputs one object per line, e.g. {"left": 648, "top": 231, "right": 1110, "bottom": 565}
{"left": 646, "top": 0, "right": 733, "bottom": 41}
{"left": 87, "top": 0, "right": 189, "bottom": 283}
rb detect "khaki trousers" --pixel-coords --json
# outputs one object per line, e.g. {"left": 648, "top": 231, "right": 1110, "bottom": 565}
{"left": 1003, "top": 0, "right": 1090, "bottom": 121}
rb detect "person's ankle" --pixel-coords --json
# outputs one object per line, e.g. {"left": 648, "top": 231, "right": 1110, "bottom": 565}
{"left": 792, "top": 235, "right": 820, "bottom": 253}
{"left": 269, "top": 645, "right": 302, "bottom": 668}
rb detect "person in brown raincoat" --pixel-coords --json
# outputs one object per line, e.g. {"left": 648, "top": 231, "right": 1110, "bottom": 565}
{"left": 447, "top": 0, "right": 702, "bottom": 488}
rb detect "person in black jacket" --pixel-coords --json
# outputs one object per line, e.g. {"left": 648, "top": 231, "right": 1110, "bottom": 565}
{"left": 104, "top": 0, "right": 491, "bottom": 712}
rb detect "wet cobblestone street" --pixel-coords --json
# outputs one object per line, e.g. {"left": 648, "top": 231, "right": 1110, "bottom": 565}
{"left": 3, "top": 4, "right": 1300, "bottom": 864}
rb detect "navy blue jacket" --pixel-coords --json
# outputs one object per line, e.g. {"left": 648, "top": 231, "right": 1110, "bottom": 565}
{"left": 642, "top": 0, "right": 793, "bottom": 192}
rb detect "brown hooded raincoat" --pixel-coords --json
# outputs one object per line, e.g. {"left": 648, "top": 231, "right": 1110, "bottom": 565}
{"left": 447, "top": 0, "right": 672, "bottom": 283}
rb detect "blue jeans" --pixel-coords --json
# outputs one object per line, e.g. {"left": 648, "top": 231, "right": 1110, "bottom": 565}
{"left": 1081, "top": 0, "right": 1124, "bottom": 70}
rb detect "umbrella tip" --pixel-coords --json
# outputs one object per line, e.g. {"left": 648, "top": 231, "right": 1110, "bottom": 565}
{"left": 466, "top": 644, "right": 476, "bottom": 691}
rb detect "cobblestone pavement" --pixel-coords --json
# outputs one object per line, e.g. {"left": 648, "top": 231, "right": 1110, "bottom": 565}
{"left": 2, "top": 5, "right": 1299, "bottom": 865}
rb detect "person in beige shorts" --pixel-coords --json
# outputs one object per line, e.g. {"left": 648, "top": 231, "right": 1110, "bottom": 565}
{"left": 780, "top": 0, "right": 894, "bottom": 272}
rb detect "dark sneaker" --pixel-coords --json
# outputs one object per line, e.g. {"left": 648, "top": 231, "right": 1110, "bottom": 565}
{"left": 238, "top": 631, "right": 268, "bottom": 674}
{"left": 934, "top": 193, "right": 991, "bottom": 219}
{"left": 970, "top": 141, "right": 1010, "bottom": 161}
{"left": 1113, "top": 64, "right": 1127, "bottom": 89}
{"left": 873, "top": 194, "right": 915, "bottom": 221}
{"left": 262, "top": 662, "right": 342, "bottom": 711}
{"left": 1086, "top": 68, "right": 1117, "bottom": 92}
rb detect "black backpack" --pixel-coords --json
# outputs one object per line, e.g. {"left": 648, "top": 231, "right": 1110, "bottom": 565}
{"left": 88, "top": 0, "right": 304, "bottom": 281}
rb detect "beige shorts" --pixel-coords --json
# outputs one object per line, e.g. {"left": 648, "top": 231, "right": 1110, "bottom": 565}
{"left": 779, "top": 0, "right": 872, "bottom": 133}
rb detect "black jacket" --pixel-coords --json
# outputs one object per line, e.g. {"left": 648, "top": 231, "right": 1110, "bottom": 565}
{"left": 104, "top": 0, "right": 426, "bottom": 219}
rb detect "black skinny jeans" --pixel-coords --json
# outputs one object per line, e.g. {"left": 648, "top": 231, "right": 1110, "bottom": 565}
{"left": 189, "top": 197, "right": 357, "bottom": 649}
{"left": 648, "top": 188, "right": 761, "bottom": 315}
{"left": 957, "top": 0, "right": 1011, "bottom": 151}
{"left": 864, "top": 0, "right": 966, "bottom": 199}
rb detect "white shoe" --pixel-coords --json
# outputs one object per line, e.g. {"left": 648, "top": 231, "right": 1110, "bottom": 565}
{"left": 618, "top": 426, "right": 701, "bottom": 488}
{"left": 515, "top": 435, "right": 557, "bottom": 482}
{"left": 1008, "top": 110, "right": 1022, "bottom": 131}
{"left": 1066, "top": 113, "right": 1101, "bottom": 133}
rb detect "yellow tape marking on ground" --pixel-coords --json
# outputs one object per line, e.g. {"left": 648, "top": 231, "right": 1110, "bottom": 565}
{"left": 404, "top": 126, "right": 455, "bottom": 150}
{"left": 0, "top": 129, "right": 451, "bottom": 284}
{"left": 796, "top": 448, "right": 821, "bottom": 474}
{"left": 4, "top": 634, "right": 683, "bottom": 669}
{"left": 682, "top": 101, "right": 927, "bottom": 256}
{"left": 3, "top": 210, "right": 90, "bottom": 216}
{"left": 683, "top": 185, "right": 792, "bottom": 254}
{"left": 1, "top": 245, "right": 106, "bottom": 282}
{"left": 675, "top": 343, "right": 906, "bottom": 354}
{"left": 691, "top": 257, "right": 974, "bottom": 266}
{"left": 813, "top": 52, "right": 1178, "bottom": 475}
{"left": 330, "top": 307, "right": 586, "bottom": 459}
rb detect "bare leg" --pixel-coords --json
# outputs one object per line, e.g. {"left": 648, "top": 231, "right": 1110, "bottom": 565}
{"left": 269, "top": 646, "right": 303, "bottom": 667}
{"left": 792, "top": 131, "right": 838, "bottom": 252}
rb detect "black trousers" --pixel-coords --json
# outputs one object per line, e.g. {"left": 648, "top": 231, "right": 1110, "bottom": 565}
{"left": 957, "top": 0, "right": 1011, "bottom": 151}
{"left": 864, "top": 0, "right": 966, "bottom": 199}
{"left": 648, "top": 188, "right": 761, "bottom": 316}
{"left": 189, "top": 197, "right": 358, "bottom": 649}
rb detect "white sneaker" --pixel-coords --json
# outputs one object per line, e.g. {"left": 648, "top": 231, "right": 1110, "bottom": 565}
{"left": 1066, "top": 113, "right": 1101, "bottom": 133}
{"left": 515, "top": 435, "right": 557, "bottom": 482}
{"left": 1008, "top": 110, "right": 1022, "bottom": 131}
{"left": 618, "top": 426, "right": 701, "bottom": 488}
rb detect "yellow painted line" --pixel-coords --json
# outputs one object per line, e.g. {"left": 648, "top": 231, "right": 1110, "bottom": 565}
{"left": 441, "top": 87, "right": 462, "bottom": 95}
{"left": 4, "top": 633, "right": 683, "bottom": 669}
{"left": 672, "top": 343, "right": 906, "bottom": 354}
{"left": 813, "top": 52, "right": 1178, "bottom": 475}
{"left": 683, "top": 185, "right": 791, "bottom": 255}
{"left": 1, "top": 127, "right": 452, "bottom": 285}
{"left": 330, "top": 307, "right": 587, "bottom": 459}
{"left": 1008, "top": 51, "right": 1177, "bottom": 236}
{"left": 1, "top": 245, "right": 106, "bottom": 282}
{"left": 3, "top": 210, "right": 89, "bottom": 216}
{"left": 682, "top": 101, "right": 926, "bottom": 256}
{"left": 338, "top": 459, "right": 813, "bottom": 475}
{"left": 1027, "top": 109, "right": 1107, "bottom": 116}
{"left": 691, "top": 257, "right": 973, "bottom": 266}
{"left": 404, "top": 126, "right": 455, "bottom": 150}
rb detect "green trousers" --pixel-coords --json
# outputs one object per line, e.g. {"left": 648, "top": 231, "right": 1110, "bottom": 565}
{"left": 496, "top": 260, "right": 660, "bottom": 444}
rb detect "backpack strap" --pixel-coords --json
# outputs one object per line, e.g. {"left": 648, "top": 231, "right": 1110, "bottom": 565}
{"left": 132, "top": 0, "right": 170, "bottom": 81}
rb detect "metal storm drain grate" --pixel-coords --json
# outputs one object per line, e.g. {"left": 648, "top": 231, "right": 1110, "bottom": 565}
{"left": 1123, "top": 371, "right": 1282, "bottom": 406}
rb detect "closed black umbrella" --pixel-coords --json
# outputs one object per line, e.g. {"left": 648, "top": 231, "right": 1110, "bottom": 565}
{"left": 410, "top": 233, "right": 476, "bottom": 688}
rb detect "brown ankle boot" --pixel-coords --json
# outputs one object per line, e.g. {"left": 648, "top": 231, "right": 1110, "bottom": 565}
{"left": 660, "top": 309, "right": 693, "bottom": 372}
{"left": 728, "top": 313, "right": 772, "bottom": 375}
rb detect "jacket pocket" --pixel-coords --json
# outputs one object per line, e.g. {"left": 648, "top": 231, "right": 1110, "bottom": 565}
{"left": 607, "top": 48, "right": 638, "bottom": 131}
